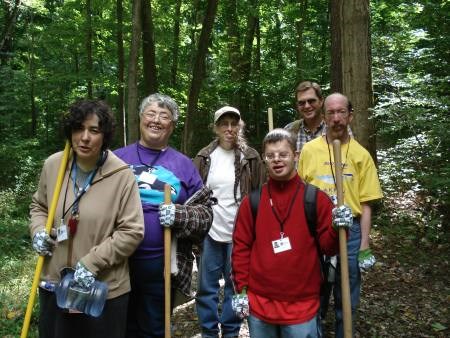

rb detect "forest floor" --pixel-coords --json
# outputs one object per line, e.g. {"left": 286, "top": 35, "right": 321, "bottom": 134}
{"left": 171, "top": 225, "right": 450, "bottom": 338}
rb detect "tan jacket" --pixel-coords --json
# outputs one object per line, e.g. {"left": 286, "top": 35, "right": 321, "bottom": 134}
{"left": 30, "top": 150, "right": 144, "bottom": 299}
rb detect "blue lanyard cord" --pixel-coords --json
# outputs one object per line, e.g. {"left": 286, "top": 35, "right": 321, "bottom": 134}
{"left": 62, "top": 160, "right": 98, "bottom": 219}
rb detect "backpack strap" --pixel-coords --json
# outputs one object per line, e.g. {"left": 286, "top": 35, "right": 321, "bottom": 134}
{"left": 249, "top": 186, "right": 261, "bottom": 222}
{"left": 304, "top": 183, "right": 327, "bottom": 277}
{"left": 304, "top": 183, "right": 318, "bottom": 237}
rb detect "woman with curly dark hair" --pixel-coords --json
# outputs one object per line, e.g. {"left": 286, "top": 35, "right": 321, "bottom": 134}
{"left": 29, "top": 99, "right": 144, "bottom": 338}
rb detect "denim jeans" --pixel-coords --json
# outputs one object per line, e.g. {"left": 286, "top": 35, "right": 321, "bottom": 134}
{"left": 334, "top": 218, "right": 361, "bottom": 338}
{"left": 126, "top": 256, "right": 165, "bottom": 338}
{"left": 196, "top": 235, "right": 241, "bottom": 338}
{"left": 248, "top": 314, "right": 322, "bottom": 338}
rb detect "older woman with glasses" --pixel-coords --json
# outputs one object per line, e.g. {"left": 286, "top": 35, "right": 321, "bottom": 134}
{"left": 114, "top": 93, "right": 214, "bottom": 338}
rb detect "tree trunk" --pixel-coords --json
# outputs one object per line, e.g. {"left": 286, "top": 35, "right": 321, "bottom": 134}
{"left": 142, "top": 0, "right": 158, "bottom": 94}
{"left": 254, "top": 17, "right": 262, "bottom": 146}
{"left": 116, "top": 0, "right": 125, "bottom": 146}
{"left": 330, "top": 0, "right": 342, "bottom": 92}
{"left": 295, "top": 0, "right": 308, "bottom": 79}
{"left": 182, "top": 0, "right": 219, "bottom": 156}
{"left": 330, "top": 0, "right": 376, "bottom": 160}
{"left": 0, "top": 0, "right": 21, "bottom": 66}
{"left": 171, "top": 0, "right": 182, "bottom": 87}
{"left": 127, "top": 0, "right": 143, "bottom": 144}
{"left": 86, "top": 0, "right": 93, "bottom": 98}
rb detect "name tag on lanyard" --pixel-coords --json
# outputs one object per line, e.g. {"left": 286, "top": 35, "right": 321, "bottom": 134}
{"left": 272, "top": 235, "right": 292, "bottom": 254}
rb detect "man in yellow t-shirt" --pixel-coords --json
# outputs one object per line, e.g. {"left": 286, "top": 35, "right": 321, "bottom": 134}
{"left": 298, "top": 93, "right": 383, "bottom": 338}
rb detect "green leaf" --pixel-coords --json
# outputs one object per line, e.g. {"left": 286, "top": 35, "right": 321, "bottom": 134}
{"left": 431, "top": 322, "right": 447, "bottom": 331}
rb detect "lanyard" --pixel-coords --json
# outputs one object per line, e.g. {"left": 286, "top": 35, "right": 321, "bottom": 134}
{"left": 136, "top": 142, "right": 164, "bottom": 168}
{"left": 267, "top": 179, "right": 301, "bottom": 236}
{"left": 62, "top": 159, "right": 97, "bottom": 221}
{"left": 326, "top": 135, "right": 350, "bottom": 192}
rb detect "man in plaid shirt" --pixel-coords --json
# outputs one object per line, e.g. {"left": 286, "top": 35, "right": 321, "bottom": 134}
{"left": 284, "top": 81, "right": 326, "bottom": 153}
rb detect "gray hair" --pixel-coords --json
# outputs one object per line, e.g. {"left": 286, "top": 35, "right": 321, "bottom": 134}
{"left": 262, "top": 128, "right": 296, "bottom": 153}
{"left": 139, "top": 93, "right": 180, "bottom": 122}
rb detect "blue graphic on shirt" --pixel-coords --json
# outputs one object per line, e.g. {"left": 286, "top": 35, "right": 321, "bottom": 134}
{"left": 130, "top": 164, "right": 180, "bottom": 205}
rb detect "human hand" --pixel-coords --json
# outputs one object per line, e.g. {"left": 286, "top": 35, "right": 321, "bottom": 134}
{"left": 358, "top": 248, "right": 376, "bottom": 272}
{"left": 332, "top": 205, "right": 353, "bottom": 230}
{"left": 231, "top": 287, "right": 249, "bottom": 319}
{"left": 159, "top": 203, "right": 176, "bottom": 228}
{"left": 32, "top": 230, "right": 56, "bottom": 256}
{"left": 73, "top": 262, "right": 95, "bottom": 289}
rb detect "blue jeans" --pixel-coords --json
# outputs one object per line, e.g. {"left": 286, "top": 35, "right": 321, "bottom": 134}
{"left": 196, "top": 235, "right": 241, "bottom": 338}
{"left": 248, "top": 314, "right": 322, "bottom": 338}
{"left": 334, "top": 218, "right": 361, "bottom": 338}
{"left": 126, "top": 256, "right": 165, "bottom": 338}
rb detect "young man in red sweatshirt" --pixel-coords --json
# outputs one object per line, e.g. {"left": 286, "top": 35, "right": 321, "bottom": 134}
{"left": 231, "top": 128, "right": 352, "bottom": 337}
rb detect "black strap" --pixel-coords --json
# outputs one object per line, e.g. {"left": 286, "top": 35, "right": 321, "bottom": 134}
{"left": 249, "top": 186, "right": 261, "bottom": 222}
{"left": 304, "top": 183, "right": 326, "bottom": 278}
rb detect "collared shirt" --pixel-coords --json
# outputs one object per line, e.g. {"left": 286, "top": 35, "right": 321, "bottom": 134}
{"left": 285, "top": 119, "right": 353, "bottom": 153}
{"left": 285, "top": 119, "right": 326, "bottom": 152}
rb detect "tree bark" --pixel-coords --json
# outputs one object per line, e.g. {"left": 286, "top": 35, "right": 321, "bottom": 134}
{"left": 182, "top": 0, "right": 219, "bottom": 156}
{"left": 142, "top": 0, "right": 158, "bottom": 94}
{"left": 86, "top": 0, "right": 93, "bottom": 98}
{"left": 171, "top": 0, "right": 182, "bottom": 87}
{"left": 1, "top": 0, "right": 21, "bottom": 66}
{"left": 116, "top": 0, "right": 125, "bottom": 146}
{"left": 330, "top": 0, "right": 376, "bottom": 160}
{"left": 127, "top": 0, "right": 143, "bottom": 144}
{"left": 295, "top": 0, "right": 308, "bottom": 79}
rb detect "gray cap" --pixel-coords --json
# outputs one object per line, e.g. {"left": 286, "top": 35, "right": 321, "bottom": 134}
{"left": 214, "top": 106, "right": 240, "bottom": 124}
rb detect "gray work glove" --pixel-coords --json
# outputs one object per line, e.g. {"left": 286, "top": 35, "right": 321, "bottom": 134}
{"left": 358, "top": 248, "right": 376, "bottom": 272}
{"left": 332, "top": 205, "right": 353, "bottom": 230}
{"left": 159, "top": 203, "right": 176, "bottom": 228}
{"left": 231, "top": 287, "right": 249, "bottom": 319}
{"left": 32, "top": 230, "right": 56, "bottom": 256}
{"left": 73, "top": 261, "right": 96, "bottom": 289}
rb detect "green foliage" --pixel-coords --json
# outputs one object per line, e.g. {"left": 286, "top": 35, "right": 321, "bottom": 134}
{"left": 372, "top": 0, "right": 450, "bottom": 242}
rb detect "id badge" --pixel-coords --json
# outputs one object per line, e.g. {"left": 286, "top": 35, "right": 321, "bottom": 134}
{"left": 272, "top": 236, "right": 292, "bottom": 254}
{"left": 57, "top": 219, "right": 68, "bottom": 242}
{"left": 139, "top": 171, "right": 157, "bottom": 185}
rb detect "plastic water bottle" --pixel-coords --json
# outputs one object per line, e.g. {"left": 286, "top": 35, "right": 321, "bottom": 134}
{"left": 55, "top": 268, "right": 108, "bottom": 317}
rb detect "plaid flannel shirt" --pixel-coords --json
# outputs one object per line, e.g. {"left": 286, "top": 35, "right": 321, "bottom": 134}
{"left": 285, "top": 119, "right": 353, "bottom": 152}
{"left": 172, "top": 186, "right": 215, "bottom": 296}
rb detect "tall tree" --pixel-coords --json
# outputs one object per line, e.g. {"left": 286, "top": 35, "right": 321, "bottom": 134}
{"left": 116, "top": 0, "right": 125, "bottom": 145}
{"left": 295, "top": 0, "right": 308, "bottom": 79}
{"left": 127, "top": 0, "right": 143, "bottom": 144}
{"left": 171, "top": 0, "right": 182, "bottom": 87}
{"left": 142, "top": 0, "right": 158, "bottom": 94}
{"left": 86, "top": 0, "right": 93, "bottom": 98}
{"left": 0, "top": 0, "right": 21, "bottom": 65}
{"left": 182, "top": 0, "right": 219, "bottom": 155}
{"left": 330, "top": 0, "right": 375, "bottom": 158}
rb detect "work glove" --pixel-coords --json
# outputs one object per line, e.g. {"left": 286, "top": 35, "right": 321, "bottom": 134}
{"left": 231, "top": 287, "right": 249, "bottom": 319}
{"left": 332, "top": 205, "right": 353, "bottom": 230}
{"left": 159, "top": 203, "right": 176, "bottom": 228}
{"left": 32, "top": 230, "right": 56, "bottom": 256}
{"left": 358, "top": 248, "right": 376, "bottom": 272}
{"left": 73, "top": 262, "right": 96, "bottom": 289}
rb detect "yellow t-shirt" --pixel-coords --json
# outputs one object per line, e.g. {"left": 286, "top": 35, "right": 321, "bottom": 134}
{"left": 298, "top": 137, "right": 383, "bottom": 216}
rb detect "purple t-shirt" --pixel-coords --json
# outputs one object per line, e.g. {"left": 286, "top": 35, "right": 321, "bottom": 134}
{"left": 114, "top": 142, "right": 203, "bottom": 259}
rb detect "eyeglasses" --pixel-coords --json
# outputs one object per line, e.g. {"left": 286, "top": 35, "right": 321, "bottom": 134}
{"left": 264, "top": 152, "right": 291, "bottom": 162}
{"left": 297, "top": 98, "right": 318, "bottom": 107}
{"left": 325, "top": 109, "right": 349, "bottom": 117}
{"left": 142, "top": 111, "right": 172, "bottom": 122}
{"left": 217, "top": 120, "right": 239, "bottom": 128}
